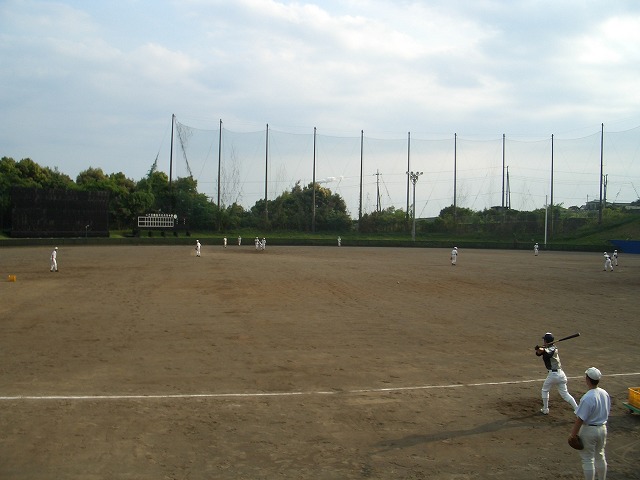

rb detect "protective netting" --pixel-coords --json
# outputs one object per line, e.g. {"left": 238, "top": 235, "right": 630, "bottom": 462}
{"left": 11, "top": 187, "right": 109, "bottom": 237}
{"left": 171, "top": 119, "right": 640, "bottom": 219}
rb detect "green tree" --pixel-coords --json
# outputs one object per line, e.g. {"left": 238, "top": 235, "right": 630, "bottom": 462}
{"left": 77, "top": 168, "right": 139, "bottom": 229}
{"left": 173, "top": 176, "right": 216, "bottom": 229}
{"left": 250, "top": 182, "right": 351, "bottom": 232}
{"left": 360, "top": 207, "right": 406, "bottom": 233}
{"left": 136, "top": 171, "right": 171, "bottom": 213}
{"left": 0, "top": 157, "right": 76, "bottom": 230}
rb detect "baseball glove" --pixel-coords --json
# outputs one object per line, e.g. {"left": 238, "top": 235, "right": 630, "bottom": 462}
{"left": 568, "top": 435, "right": 584, "bottom": 450}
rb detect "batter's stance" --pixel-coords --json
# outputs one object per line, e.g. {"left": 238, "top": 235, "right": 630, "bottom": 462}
{"left": 535, "top": 332, "right": 579, "bottom": 415}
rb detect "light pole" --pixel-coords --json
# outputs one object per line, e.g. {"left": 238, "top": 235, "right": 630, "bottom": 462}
{"left": 408, "top": 171, "right": 423, "bottom": 241}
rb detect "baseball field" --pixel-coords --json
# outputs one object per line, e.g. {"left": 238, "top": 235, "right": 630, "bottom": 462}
{"left": 1, "top": 244, "right": 639, "bottom": 479}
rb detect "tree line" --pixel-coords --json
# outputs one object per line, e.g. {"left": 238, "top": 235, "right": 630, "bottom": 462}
{"left": 0, "top": 156, "right": 352, "bottom": 233}
{"left": 2, "top": 156, "right": 637, "bottom": 236}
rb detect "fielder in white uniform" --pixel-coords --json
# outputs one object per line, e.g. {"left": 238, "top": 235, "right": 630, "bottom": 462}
{"left": 195, "top": 240, "right": 201, "bottom": 257}
{"left": 612, "top": 250, "right": 618, "bottom": 266}
{"left": 603, "top": 252, "right": 613, "bottom": 271}
{"left": 450, "top": 246, "right": 458, "bottom": 265}
{"left": 535, "top": 332, "right": 579, "bottom": 415}
{"left": 534, "top": 243, "right": 539, "bottom": 256}
{"left": 238, "top": 236, "right": 242, "bottom": 246}
{"left": 569, "top": 367, "right": 610, "bottom": 480}
{"left": 50, "top": 246, "right": 58, "bottom": 272}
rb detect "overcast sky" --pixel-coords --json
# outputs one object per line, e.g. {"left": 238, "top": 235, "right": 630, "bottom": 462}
{"left": 2, "top": 0, "right": 640, "bottom": 217}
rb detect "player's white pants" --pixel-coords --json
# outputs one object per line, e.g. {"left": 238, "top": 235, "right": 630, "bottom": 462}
{"left": 604, "top": 259, "right": 613, "bottom": 271}
{"left": 578, "top": 424, "right": 607, "bottom": 480}
{"left": 541, "top": 370, "right": 578, "bottom": 411}
{"left": 50, "top": 259, "right": 57, "bottom": 271}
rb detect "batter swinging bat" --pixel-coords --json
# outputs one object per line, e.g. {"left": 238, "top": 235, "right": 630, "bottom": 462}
{"left": 544, "top": 332, "right": 580, "bottom": 346}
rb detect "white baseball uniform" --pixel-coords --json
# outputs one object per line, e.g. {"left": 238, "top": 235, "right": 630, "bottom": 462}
{"left": 50, "top": 247, "right": 58, "bottom": 272}
{"left": 539, "top": 345, "right": 579, "bottom": 414}
{"left": 575, "top": 386, "right": 610, "bottom": 480}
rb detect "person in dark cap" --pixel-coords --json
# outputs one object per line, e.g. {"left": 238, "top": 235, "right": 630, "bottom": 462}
{"left": 569, "top": 367, "right": 611, "bottom": 480}
{"left": 534, "top": 332, "right": 579, "bottom": 414}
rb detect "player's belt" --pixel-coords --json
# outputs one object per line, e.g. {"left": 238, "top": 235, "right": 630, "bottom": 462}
{"left": 588, "top": 424, "right": 604, "bottom": 426}
{"left": 549, "top": 369, "right": 558, "bottom": 372}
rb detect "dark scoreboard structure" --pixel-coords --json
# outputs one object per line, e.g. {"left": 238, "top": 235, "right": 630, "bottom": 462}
{"left": 11, "top": 187, "right": 109, "bottom": 238}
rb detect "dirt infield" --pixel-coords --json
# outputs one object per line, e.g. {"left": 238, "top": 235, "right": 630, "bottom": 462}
{"left": 1, "top": 244, "right": 639, "bottom": 479}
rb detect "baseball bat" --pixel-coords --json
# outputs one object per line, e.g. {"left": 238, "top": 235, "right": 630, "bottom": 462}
{"left": 544, "top": 332, "right": 580, "bottom": 346}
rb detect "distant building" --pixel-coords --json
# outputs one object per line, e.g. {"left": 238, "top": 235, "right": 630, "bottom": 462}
{"left": 582, "top": 200, "right": 640, "bottom": 211}
{"left": 582, "top": 200, "right": 601, "bottom": 211}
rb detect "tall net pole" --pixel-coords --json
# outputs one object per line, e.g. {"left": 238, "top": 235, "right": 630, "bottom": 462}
{"left": 454, "top": 133, "right": 457, "bottom": 225}
{"left": 312, "top": 127, "right": 316, "bottom": 233}
{"left": 217, "top": 119, "right": 222, "bottom": 208}
{"left": 265, "top": 124, "right": 269, "bottom": 223}
{"left": 406, "top": 132, "right": 411, "bottom": 225}
{"left": 359, "top": 130, "right": 363, "bottom": 228}
{"left": 599, "top": 123, "right": 604, "bottom": 224}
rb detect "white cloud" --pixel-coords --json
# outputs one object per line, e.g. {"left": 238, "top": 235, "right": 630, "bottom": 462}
{"left": 1, "top": 0, "right": 640, "bottom": 214}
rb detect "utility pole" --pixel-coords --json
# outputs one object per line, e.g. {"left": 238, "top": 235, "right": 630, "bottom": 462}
{"left": 374, "top": 169, "right": 381, "bottom": 212}
{"left": 408, "top": 171, "right": 423, "bottom": 241}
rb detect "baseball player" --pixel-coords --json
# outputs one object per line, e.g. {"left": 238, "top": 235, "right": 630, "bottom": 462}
{"left": 223, "top": 237, "right": 227, "bottom": 248}
{"left": 195, "top": 240, "right": 201, "bottom": 257}
{"left": 534, "top": 332, "right": 579, "bottom": 415}
{"left": 238, "top": 236, "right": 242, "bottom": 246}
{"left": 337, "top": 236, "right": 341, "bottom": 247}
{"left": 603, "top": 252, "right": 613, "bottom": 271}
{"left": 569, "top": 367, "right": 610, "bottom": 480}
{"left": 50, "top": 246, "right": 59, "bottom": 272}
{"left": 450, "top": 246, "right": 458, "bottom": 265}
{"left": 534, "top": 243, "right": 539, "bottom": 256}
{"left": 612, "top": 249, "right": 618, "bottom": 266}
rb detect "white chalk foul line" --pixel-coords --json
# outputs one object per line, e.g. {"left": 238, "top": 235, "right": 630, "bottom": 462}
{"left": 2, "top": 372, "right": 639, "bottom": 401}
